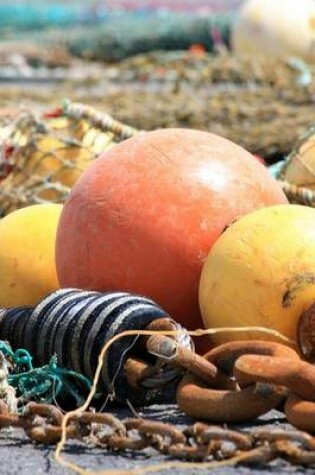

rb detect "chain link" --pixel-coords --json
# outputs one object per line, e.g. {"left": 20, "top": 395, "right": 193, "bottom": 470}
{"left": 0, "top": 340, "right": 314, "bottom": 468}
{"left": 176, "top": 340, "right": 315, "bottom": 430}
{"left": 0, "top": 401, "right": 314, "bottom": 468}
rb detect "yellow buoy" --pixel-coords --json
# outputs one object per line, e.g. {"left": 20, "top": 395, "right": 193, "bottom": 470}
{"left": 232, "top": 0, "right": 315, "bottom": 62}
{"left": 0, "top": 203, "right": 62, "bottom": 307}
{"left": 281, "top": 130, "right": 315, "bottom": 189}
{"left": 199, "top": 204, "right": 315, "bottom": 346}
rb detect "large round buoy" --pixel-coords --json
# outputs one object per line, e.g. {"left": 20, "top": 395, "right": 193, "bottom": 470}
{"left": 232, "top": 0, "right": 315, "bottom": 62}
{"left": 0, "top": 203, "right": 62, "bottom": 307}
{"left": 56, "top": 128, "right": 286, "bottom": 350}
{"left": 199, "top": 204, "right": 315, "bottom": 346}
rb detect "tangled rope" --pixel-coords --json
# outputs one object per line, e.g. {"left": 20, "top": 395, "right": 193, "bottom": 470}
{"left": 0, "top": 341, "right": 91, "bottom": 408}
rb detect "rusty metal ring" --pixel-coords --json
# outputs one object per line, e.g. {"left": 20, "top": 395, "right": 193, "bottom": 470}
{"left": 206, "top": 341, "right": 300, "bottom": 383}
{"left": 105, "top": 418, "right": 153, "bottom": 451}
{"left": 0, "top": 413, "right": 26, "bottom": 429}
{"left": 26, "top": 423, "right": 81, "bottom": 444}
{"left": 168, "top": 422, "right": 253, "bottom": 461}
{"left": 198, "top": 426, "right": 252, "bottom": 450}
{"left": 177, "top": 376, "right": 286, "bottom": 423}
{"left": 137, "top": 420, "right": 186, "bottom": 453}
{"left": 234, "top": 355, "right": 315, "bottom": 401}
{"left": 253, "top": 426, "right": 315, "bottom": 448}
{"left": 105, "top": 434, "right": 151, "bottom": 451}
{"left": 24, "top": 402, "right": 63, "bottom": 426}
{"left": 285, "top": 394, "right": 315, "bottom": 434}
{"left": 176, "top": 341, "right": 299, "bottom": 423}
{"left": 73, "top": 412, "right": 127, "bottom": 441}
{"left": 228, "top": 353, "right": 315, "bottom": 433}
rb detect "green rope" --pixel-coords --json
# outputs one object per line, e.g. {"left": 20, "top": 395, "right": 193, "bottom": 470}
{"left": 0, "top": 341, "right": 92, "bottom": 406}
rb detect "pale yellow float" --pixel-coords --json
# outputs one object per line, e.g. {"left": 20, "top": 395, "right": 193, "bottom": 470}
{"left": 281, "top": 131, "right": 315, "bottom": 189}
{"left": 199, "top": 204, "right": 315, "bottom": 346}
{"left": 0, "top": 203, "right": 62, "bottom": 307}
{"left": 232, "top": 0, "right": 315, "bottom": 62}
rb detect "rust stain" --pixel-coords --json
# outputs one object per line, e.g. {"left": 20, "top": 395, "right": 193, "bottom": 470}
{"left": 282, "top": 273, "right": 315, "bottom": 308}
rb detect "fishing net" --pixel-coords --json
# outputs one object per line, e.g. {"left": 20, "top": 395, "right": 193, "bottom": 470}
{"left": 0, "top": 340, "right": 91, "bottom": 408}
{"left": 112, "top": 50, "right": 310, "bottom": 88}
{"left": 0, "top": 51, "right": 312, "bottom": 162}
{"left": 92, "top": 53, "right": 314, "bottom": 162}
{"left": 66, "top": 14, "right": 232, "bottom": 61}
{"left": 0, "top": 101, "right": 138, "bottom": 216}
{"left": 0, "top": 50, "right": 314, "bottom": 211}
{"left": 8, "top": 12, "right": 233, "bottom": 61}
{"left": 0, "top": 4, "right": 236, "bottom": 37}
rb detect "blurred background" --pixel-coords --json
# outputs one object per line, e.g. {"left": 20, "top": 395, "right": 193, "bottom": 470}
{"left": 0, "top": 0, "right": 313, "bottom": 163}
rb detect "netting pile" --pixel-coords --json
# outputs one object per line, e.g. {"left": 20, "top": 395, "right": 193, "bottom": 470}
{"left": 92, "top": 52, "right": 314, "bottom": 161}
{"left": 111, "top": 50, "right": 310, "bottom": 87}
{"left": 0, "top": 49, "right": 314, "bottom": 212}
{"left": 0, "top": 102, "right": 138, "bottom": 216}
{"left": 0, "top": 51, "right": 312, "bottom": 162}
{"left": 65, "top": 14, "right": 232, "bottom": 61}
{"left": 0, "top": 3, "right": 238, "bottom": 34}
{"left": 0, "top": 340, "right": 91, "bottom": 408}
{"left": 4, "top": 11, "right": 234, "bottom": 61}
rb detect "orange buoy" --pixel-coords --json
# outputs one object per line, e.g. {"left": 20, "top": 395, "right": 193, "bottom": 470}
{"left": 55, "top": 129, "right": 287, "bottom": 352}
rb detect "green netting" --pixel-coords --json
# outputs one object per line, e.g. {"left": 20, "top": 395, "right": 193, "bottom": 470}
{"left": 67, "top": 14, "right": 233, "bottom": 61}
{"left": 7, "top": 13, "right": 233, "bottom": 61}
{"left": 0, "top": 341, "right": 92, "bottom": 407}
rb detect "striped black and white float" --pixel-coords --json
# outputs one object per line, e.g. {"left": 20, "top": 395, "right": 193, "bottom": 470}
{"left": 0, "top": 289, "right": 193, "bottom": 405}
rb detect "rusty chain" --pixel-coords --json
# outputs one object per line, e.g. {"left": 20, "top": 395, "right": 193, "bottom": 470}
{"left": 0, "top": 401, "right": 314, "bottom": 468}
{"left": 176, "top": 340, "right": 315, "bottom": 432}
{"left": 0, "top": 340, "right": 315, "bottom": 469}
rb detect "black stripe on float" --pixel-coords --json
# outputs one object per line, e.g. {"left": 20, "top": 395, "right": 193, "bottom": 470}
{"left": 50, "top": 293, "right": 103, "bottom": 369}
{"left": 7, "top": 308, "right": 31, "bottom": 350}
{"left": 34, "top": 290, "right": 87, "bottom": 365}
{"left": 78, "top": 294, "right": 135, "bottom": 377}
{"left": 70, "top": 293, "right": 133, "bottom": 375}
{"left": 49, "top": 292, "right": 101, "bottom": 368}
{"left": 101, "top": 302, "right": 167, "bottom": 399}
{"left": 14, "top": 308, "right": 35, "bottom": 351}
{"left": 23, "top": 289, "right": 79, "bottom": 355}
{"left": 0, "top": 307, "right": 30, "bottom": 349}
{"left": 0, "top": 309, "right": 6, "bottom": 328}
{"left": 83, "top": 294, "right": 156, "bottom": 377}
{"left": 57, "top": 296, "right": 124, "bottom": 369}
{"left": 0, "top": 308, "right": 20, "bottom": 341}
{"left": 40, "top": 291, "right": 99, "bottom": 366}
